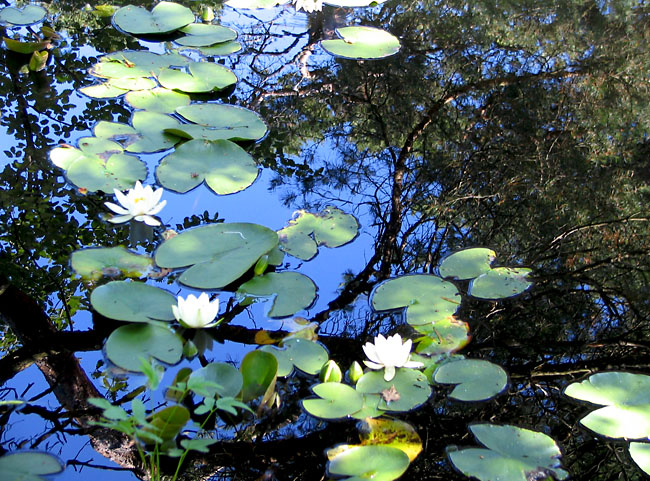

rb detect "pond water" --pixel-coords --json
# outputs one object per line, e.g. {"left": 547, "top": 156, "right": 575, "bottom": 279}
{"left": 2, "top": 0, "right": 650, "bottom": 480}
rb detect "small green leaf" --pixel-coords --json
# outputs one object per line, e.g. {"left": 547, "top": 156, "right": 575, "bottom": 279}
{"left": 240, "top": 350, "right": 277, "bottom": 402}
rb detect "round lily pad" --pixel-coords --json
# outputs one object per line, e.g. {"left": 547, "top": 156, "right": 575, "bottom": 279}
{"left": 70, "top": 246, "right": 152, "bottom": 281}
{"left": 447, "top": 424, "right": 568, "bottom": 481}
{"left": 158, "top": 62, "right": 237, "bottom": 93}
{"left": 183, "top": 41, "right": 243, "bottom": 57}
{"left": 434, "top": 359, "right": 508, "bottom": 401}
{"left": 156, "top": 139, "right": 259, "bottom": 195}
{"left": 327, "top": 445, "right": 410, "bottom": 481}
{"left": 321, "top": 27, "right": 400, "bottom": 60}
{"left": 112, "top": 2, "right": 194, "bottom": 35}
{"left": 0, "top": 5, "right": 47, "bottom": 25}
{"left": 170, "top": 104, "right": 268, "bottom": 142}
{"left": 261, "top": 338, "right": 329, "bottom": 376}
{"left": 303, "top": 383, "right": 364, "bottom": 419}
{"left": 105, "top": 323, "right": 183, "bottom": 372}
{"left": 630, "top": 442, "right": 650, "bottom": 476}
{"left": 371, "top": 274, "right": 461, "bottom": 326}
{"left": 236, "top": 272, "right": 317, "bottom": 318}
{"left": 90, "top": 51, "right": 191, "bottom": 80}
{"left": 175, "top": 23, "right": 237, "bottom": 47}
{"left": 438, "top": 247, "right": 496, "bottom": 280}
{"left": 125, "top": 87, "right": 190, "bottom": 113}
{"left": 412, "top": 316, "right": 471, "bottom": 356}
{"left": 240, "top": 350, "right": 278, "bottom": 402}
{"left": 356, "top": 368, "right": 431, "bottom": 412}
{"left": 154, "top": 222, "right": 278, "bottom": 289}
{"left": 188, "top": 362, "right": 243, "bottom": 398}
{"left": 94, "top": 111, "right": 181, "bottom": 153}
{"left": 90, "top": 280, "right": 176, "bottom": 323}
{"left": 0, "top": 451, "right": 63, "bottom": 481}
{"left": 469, "top": 267, "right": 533, "bottom": 300}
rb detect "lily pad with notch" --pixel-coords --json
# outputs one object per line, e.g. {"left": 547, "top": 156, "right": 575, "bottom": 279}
{"left": 89, "top": 50, "right": 191, "bottom": 80}
{"left": 412, "top": 316, "right": 471, "bottom": 356}
{"left": 260, "top": 338, "right": 328, "bottom": 376}
{"left": 321, "top": 27, "right": 400, "bottom": 60}
{"left": 447, "top": 423, "right": 568, "bottom": 481}
{"left": 180, "top": 41, "right": 243, "bottom": 57}
{"left": 168, "top": 104, "right": 268, "bottom": 142}
{"left": 468, "top": 267, "right": 533, "bottom": 300}
{"left": 94, "top": 111, "right": 182, "bottom": 153}
{"left": 236, "top": 272, "right": 317, "bottom": 318}
{"left": 125, "top": 87, "right": 190, "bottom": 113}
{"left": 158, "top": 62, "right": 237, "bottom": 93}
{"left": 356, "top": 368, "right": 431, "bottom": 412}
{"left": 154, "top": 222, "right": 278, "bottom": 289}
{"left": 174, "top": 23, "right": 237, "bottom": 47}
{"left": 105, "top": 323, "right": 183, "bottom": 372}
{"left": 0, "top": 5, "right": 47, "bottom": 25}
{"left": 80, "top": 77, "right": 157, "bottom": 99}
{"left": 302, "top": 382, "right": 364, "bottom": 419}
{"left": 90, "top": 280, "right": 176, "bottom": 323}
{"left": 112, "top": 2, "right": 194, "bottom": 35}
{"left": 438, "top": 247, "right": 496, "bottom": 280}
{"left": 156, "top": 139, "right": 258, "bottom": 195}
{"left": 0, "top": 451, "right": 64, "bottom": 481}
{"left": 434, "top": 358, "right": 508, "bottom": 401}
{"left": 70, "top": 246, "right": 152, "bottom": 281}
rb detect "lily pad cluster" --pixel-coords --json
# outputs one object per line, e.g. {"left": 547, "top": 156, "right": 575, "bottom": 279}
{"left": 1, "top": 5, "right": 55, "bottom": 72}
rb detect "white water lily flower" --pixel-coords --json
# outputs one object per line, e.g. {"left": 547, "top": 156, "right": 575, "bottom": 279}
{"left": 172, "top": 293, "right": 220, "bottom": 329}
{"left": 104, "top": 181, "right": 166, "bottom": 227}
{"left": 293, "top": 0, "right": 322, "bottom": 13}
{"left": 362, "top": 333, "right": 423, "bottom": 381}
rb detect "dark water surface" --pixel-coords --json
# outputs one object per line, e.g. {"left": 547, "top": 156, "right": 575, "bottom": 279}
{"left": 2, "top": 1, "right": 650, "bottom": 480}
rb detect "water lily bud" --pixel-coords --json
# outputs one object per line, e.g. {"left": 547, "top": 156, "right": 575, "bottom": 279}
{"left": 347, "top": 361, "right": 364, "bottom": 383}
{"left": 183, "top": 339, "right": 198, "bottom": 359}
{"left": 254, "top": 255, "right": 269, "bottom": 276}
{"left": 201, "top": 6, "right": 214, "bottom": 22}
{"left": 319, "top": 360, "right": 343, "bottom": 383}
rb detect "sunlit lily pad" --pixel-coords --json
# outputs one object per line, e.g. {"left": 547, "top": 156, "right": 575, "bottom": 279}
{"left": 371, "top": 274, "right": 461, "bottom": 326}
{"left": 80, "top": 78, "right": 156, "bottom": 99}
{"left": 564, "top": 371, "right": 650, "bottom": 439}
{"left": 175, "top": 23, "right": 237, "bottom": 47}
{"left": 358, "top": 418, "right": 422, "bottom": 461}
{"left": 356, "top": 368, "right": 431, "bottom": 412}
{"left": 188, "top": 362, "right": 243, "bottom": 398}
{"left": 261, "top": 338, "right": 329, "bottom": 376}
{"left": 412, "top": 316, "right": 471, "bottom": 355}
{"left": 240, "top": 350, "right": 277, "bottom": 402}
{"left": 70, "top": 246, "right": 152, "bottom": 280}
{"left": 158, "top": 62, "right": 237, "bottom": 93}
{"left": 434, "top": 359, "right": 508, "bottom": 401}
{"left": 90, "top": 51, "right": 191, "bottom": 79}
{"left": 112, "top": 2, "right": 194, "bottom": 35}
{"left": 49, "top": 144, "right": 146, "bottom": 193}
{"left": 105, "top": 323, "right": 183, "bottom": 372}
{"left": 348, "top": 393, "right": 383, "bottom": 419}
{"left": 321, "top": 27, "right": 400, "bottom": 60}
{"left": 630, "top": 442, "right": 650, "bottom": 476}
{"left": 182, "top": 41, "right": 243, "bottom": 57}
{"left": 125, "top": 87, "right": 190, "bottom": 113}
{"left": 94, "top": 111, "right": 181, "bottom": 153}
{"left": 157, "top": 139, "right": 258, "bottom": 195}
{"left": 90, "top": 280, "right": 176, "bottom": 323}
{"left": 303, "top": 383, "right": 364, "bottom": 419}
{"left": 225, "top": 0, "right": 290, "bottom": 9}
{"left": 447, "top": 424, "right": 568, "bottom": 481}
{"left": 0, "top": 5, "right": 47, "bottom": 25}
{"left": 438, "top": 248, "right": 496, "bottom": 280}
{"left": 0, "top": 451, "right": 64, "bottom": 481}
{"left": 277, "top": 207, "right": 359, "bottom": 261}
{"left": 469, "top": 267, "right": 533, "bottom": 300}
{"left": 169, "top": 104, "right": 268, "bottom": 142}
{"left": 154, "top": 222, "right": 278, "bottom": 289}
{"left": 327, "top": 445, "right": 410, "bottom": 481}
{"left": 237, "top": 272, "right": 317, "bottom": 318}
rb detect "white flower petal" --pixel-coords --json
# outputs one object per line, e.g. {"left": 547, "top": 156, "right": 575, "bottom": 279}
{"left": 383, "top": 365, "right": 396, "bottom": 382}
{"left": 107, "top": 214, "right": 134, "bottom": 224}
{"left": 104, "top": 201, "right": 130, "bottom": 215}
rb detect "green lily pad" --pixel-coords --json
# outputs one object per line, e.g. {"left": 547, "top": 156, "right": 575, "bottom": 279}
{"left": 146, "top": 405, "right": 190, "bottom": 441}
{"left": 49, "top": 144, "right": 146, "bottom": 193}
{"left": 105, "top": 323, "right": 183, "bottom": 372}
{"left": 434, "top": 359, "right": 508, "bottom": 401}
{"left": 0, "top": 6, "right": 47, "bottom": 25}
{"left": 371, "top": 274, "right": 460, "bottom": 326}
{"left": 447, "top": 424, "right": 568, "bottom": 481}
{"left": 112, "top": 2, "right": 194, "bottom": 35}
{"left": 277, "top": 207, "right": 359, "bottom": 261}
{"left": 154, "top": 222, "right": 278, "bottom": 289}
{"left": 240, "top": 350, "right": 277, "bottom": 402}
{"left": 181, "top": 41, "right": 243, "bottom": 57}
{"left": 349, "top": 393, "right": 383, "bottom": 419}
{"left": 413, "top": 317, "right": 471, "bottom": 355}
{"left": 188, "top": 362, "right": 243, "bottom": 398}
{"left": 94, "top": 111, "right": 181, "bottom": 153}
{"left": 321, "top": 27, "right": 400, "bottom": 60}
{"left": 303, "top": 383, "right": 364, "bottom": 419}
{"left": 323, "top": 0, "right": 387, "bottom": 6}
{"left": 125, "top": 87, "right": 190, "bottom": 113}
{"left": 90, "top": 51, "right": 191, "bottom": 80}
{"left": 90, "top": 280, "right": 176, "bottom": 323}
{"left": 70, "top": 246, "right": 152, "bottom": 281}
{"left": 80, "top": 78, "right": 157, "bottom": 99}
{"left": 156, "top": 139, "right": 258, "bottom": 195}
{"left": 3, "top": 37, "right": 50, "bottom": 54}
{"left": 327, "top": 445, "right": 410, "bottom": 481}
{"left": 630, "top": 442, "right": 650, "bottom": 476}
{"left": 28, "top": 51, "right": 48, "bottom": 72}
{"left": 469, "top": 267, "right": 533, "bottom": 300}
{"left": 564, "top": 371, "right": 650, "bottom": 439}
{"left": 260, "top": 338, "right": 329, "bottom": 376}
{"left": 175, "top": 23, "right": 237, "bottom": 47}
{"left": 224, "top": 0, "right": 290, "bottom": 9}
{"left": 169, "top": 104, "right": 268, "bottom": 142}
{"left": 0, "top": 451, "right": 64, "bottom": 481}
{"left": 438, "top": 248, "right": 496, "bottom": 280}
{"left": 236, "top": 272, "right": 317, "bottom": 318}
{"left": 158, "top": 62, "right": 237, "bottom": 93}
{"left": 356, "top": 368, "right": 431, "bottom": 412}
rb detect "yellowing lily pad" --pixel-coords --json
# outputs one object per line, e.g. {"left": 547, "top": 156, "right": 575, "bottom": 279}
{"left": 327, "top": 445, "right": 410, "bottom": 481}
{"left": 358, "top": 418, "right": 422, "bottom": 461}
{"left": 321, "top": 27, "right": 400, "bottom": 60}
